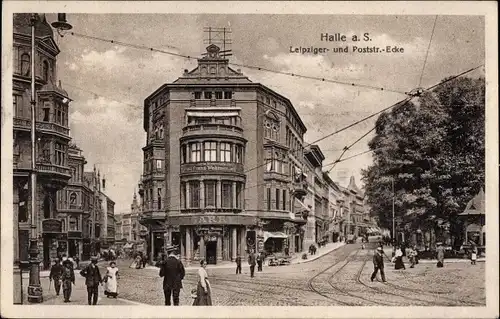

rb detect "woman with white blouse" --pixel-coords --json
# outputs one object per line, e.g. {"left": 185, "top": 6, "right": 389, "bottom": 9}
{"left": 192, "top": 260, "right": 212, "bottom": 306}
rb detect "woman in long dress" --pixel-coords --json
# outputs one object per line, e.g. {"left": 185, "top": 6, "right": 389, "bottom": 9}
{"left": 192, "top": 260, "right": 212, "bottom": 306}
{"left": 394, "top": 246, "right": 406, "bottom": 270}
{"left": 104, "top": 261, "right": 119, "bottom": 298}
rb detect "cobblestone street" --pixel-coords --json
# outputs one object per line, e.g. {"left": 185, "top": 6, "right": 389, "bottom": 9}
{"left": 112, "top": 243, "right": 485, "bottom": 306}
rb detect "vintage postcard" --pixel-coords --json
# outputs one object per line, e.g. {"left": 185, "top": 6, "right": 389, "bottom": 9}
{"left": 1, "top": 1, "right": 498, "bottom": 318}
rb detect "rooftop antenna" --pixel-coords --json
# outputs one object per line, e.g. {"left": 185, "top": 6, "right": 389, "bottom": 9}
{"left": 202, "top": 27, "right": 233, "bottom": 58}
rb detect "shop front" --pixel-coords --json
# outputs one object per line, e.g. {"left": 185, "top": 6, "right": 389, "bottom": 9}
{"left": 67, "top": 231, "right": 82, "bottom": 259}
{"left": 41, "top": 219, "right": 65, "bottom": 270}
{"left": 167, "top": 214, "right": 259, "bottom": 264}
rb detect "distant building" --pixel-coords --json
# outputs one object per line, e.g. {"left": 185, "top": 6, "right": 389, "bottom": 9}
{"left": 458, "top": 188, "right": 485, "bottom": 247}
{"left": 339, "top": 176, "right": 371, "bottom": 237}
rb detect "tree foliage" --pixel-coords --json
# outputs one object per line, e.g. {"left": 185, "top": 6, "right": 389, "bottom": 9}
{"left": 362, "top": 76, "right": 485, "bottom": 237}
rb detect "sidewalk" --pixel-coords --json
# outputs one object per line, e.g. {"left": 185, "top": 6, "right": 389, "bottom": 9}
{"left": 19, "top": 275, "right": 143, "bottom": 305}
{"left": 291, "top": 241, "right": 346, "bottom": 264}
{"left": 416, "top": 257, "right": 485, "bottom": 264}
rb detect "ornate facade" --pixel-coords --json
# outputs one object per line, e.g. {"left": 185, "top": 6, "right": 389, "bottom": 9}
{"left": 139, "top": 44, "right": 309, "bottom": 264}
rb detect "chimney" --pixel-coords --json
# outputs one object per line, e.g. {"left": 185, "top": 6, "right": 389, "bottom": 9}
{"left": 102, "top": 176, "right": 106, "bottom": 190}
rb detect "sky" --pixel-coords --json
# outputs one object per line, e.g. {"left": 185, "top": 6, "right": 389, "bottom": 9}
{"left": 44, "top": 14, "right": 484, "bottom": 213}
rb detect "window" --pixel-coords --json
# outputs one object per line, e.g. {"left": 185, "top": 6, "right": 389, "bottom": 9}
{"left": 55, "top": 143, "right": 65, "bottom": 166}
{"left": 42, "top": 60, "right": 49, "bottom": 82}
{"left": 18, "top": 185, "right": 28, "bottom": 222}
{"left": 194, "top": 92, "right": 202, "bottom": 99}
{"left": 21, "top": 53, "right": 30, "bottom": 76}
{"left": 204, "top": 91, "right": 212, "bottom": 99}
{"left": 266, "top": 188, "right": 271, "bottom": 211}
{"left": 236, "top": 183, "right": 242, "bottom": 209}
{"left": 159, "top": 125, "right": 164, "bottom": 139}
{"left": 276, "top": 189, "right": 280, "bottom": 210}
{"left": 215, "top": 91, "right": 223, "bottom": 99}
{"left": 204, "top": 181, "right": 216, "bottom": 207}
{"left": 181, "top": 144, "right": 187, "bottom": 163}
{"left": 266, "top": 97, "right": 270, "bottom": 104}
{"left": 204, "top": 142, "right": 217, "bottom": 162}
{"left": 221, "top": 182, "right": 233, "bottom": 208}
{"left": 181, "top": 182, "right": 186, "bottom": 209}
{"left": 190, "top": 143, "right": 201, "bottom": 162}
{"left": 224, "top": 91, "right": 232, "bottom": 99}
{"left": 69, "top": 192, "right": 77, "bottom": 205}
{"left": 13, "top": 95, "right": 23, "bottom": 117}
{"left": 235, "top": 145, "right": 243, "bottom": 163}
{"left": 69, "top": 216, "right": 78, "bottom": 231}
{"left": 43, "top": 108, "right": 50, "bottom": 122}
{"left": 156, "top": 159, "right": 163, "bottom": 170}
{"left": 157, "top": 188, "right": 162, "bottom": 210}
{"left": 220, "top": 142, "right": 232, "bottom": 162}
{"left": 43, "top": 195, "right": 51, "bottom": 219}
{"left": 282, "top": 189, "right": 287, "bottom": 210}
{"left": 190, "top": 181, "right": 200, "bottom": 208}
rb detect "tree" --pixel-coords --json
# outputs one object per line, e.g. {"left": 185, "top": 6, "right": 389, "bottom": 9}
{"left": 362, "top": 76, "right": 485, "bottom": 245}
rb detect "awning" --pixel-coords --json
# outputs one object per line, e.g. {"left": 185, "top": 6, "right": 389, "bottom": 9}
{"left": 264, "top": 231, "right": 288, "bottom": 242}
{"left": 123, "top": 243, "right": 134, "bottom": 249}
{"left": 186, "top": 111, "right": 239, "bottom": 117}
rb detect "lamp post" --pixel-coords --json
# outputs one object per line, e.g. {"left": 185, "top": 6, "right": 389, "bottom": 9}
{"left": 26, "top": 13, "right": 73, "bottom": 304}
{"left": 392, "top": 177, "right": 395, "bottom": 245}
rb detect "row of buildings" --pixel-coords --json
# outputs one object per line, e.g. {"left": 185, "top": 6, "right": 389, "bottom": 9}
{"left": 12, "top": 13, "right": 115, "bottom": 271}
{"left": 137, "top": 43, "right": 376, "bottom": 264}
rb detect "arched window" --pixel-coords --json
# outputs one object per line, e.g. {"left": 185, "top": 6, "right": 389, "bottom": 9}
{"left": 42, "top": 60, "right": 49, "bottom": 82}
{"left": 21, "top": 54, "right": 30, "bottom": 76}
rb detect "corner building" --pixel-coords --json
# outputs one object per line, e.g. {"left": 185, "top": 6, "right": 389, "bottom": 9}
{"left": 140, "top": 44, "right": 308, "bottom": 264}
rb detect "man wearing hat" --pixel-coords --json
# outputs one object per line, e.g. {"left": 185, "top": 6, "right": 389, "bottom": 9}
{"left": 370, "top": 247, "right": 387, "bottom": 282}
{"left": 80, "top": 256, "right": 103, "bottom": 305}
{"left": 159, "top": 246, "right": 185, "bottom": 306}
{"left": 49, "top": 258, "right": 64, "bottom": 296}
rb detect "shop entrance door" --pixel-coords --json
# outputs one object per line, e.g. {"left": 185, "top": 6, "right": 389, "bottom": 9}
{"left": 206, "top": 241, "right": 217, "bottom": 265}
{"left": 68, "top": 240, "right": 77, "bottom": 258}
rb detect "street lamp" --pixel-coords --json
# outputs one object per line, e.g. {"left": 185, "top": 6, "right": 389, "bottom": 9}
{"left": 392, "top": 177, "right": 395, "bottom": 244}
{"left": 27, "top": 13, "right": 73, "bottom": 304}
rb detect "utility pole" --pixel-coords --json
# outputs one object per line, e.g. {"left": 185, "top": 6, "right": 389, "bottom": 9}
{"left": 392, "top": 177, "right": 395, "bottom": 244}
{"left": 27, "top": 13, "right": 42, "bottom": 303}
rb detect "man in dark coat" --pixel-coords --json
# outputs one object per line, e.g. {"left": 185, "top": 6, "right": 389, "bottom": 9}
{"left": 370, "top": 247, "right": 387, "bottom": 282}
{"left": 235, "top": 255, "right": 242, "bottom": 274}
{"left": 159, "top": 250, "right": 185, "bottom": 306}
{"left": 49, "top": 258, "right": 64, "bottom": 296}
{"left": 256, "top": 253, "right": 263, "bottom": 272}
{"left": 80, "top": 256, "right": 103, "bottom": 305}
{"left": 248, "top": 249, "right": 256, "bottom": 278}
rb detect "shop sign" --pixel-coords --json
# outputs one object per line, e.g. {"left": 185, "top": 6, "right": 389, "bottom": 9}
{"left": 181, "top": 162, "right": 243, "bottom": 174}
{"left": 42, "top": 219, "right": 62, "bottom": 233}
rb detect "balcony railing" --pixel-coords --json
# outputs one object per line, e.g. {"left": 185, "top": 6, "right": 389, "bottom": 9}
{"left": 189, "top": 99, "right": 237, "bottom": 108}
{"left": 36, "top": 163, "right": 71, "bottom": 177}
{"left": 13, "top": 118, "right": 70, "bottom": 136}
{"left": 182, "top": 123, "right": 243, "bottom": 136}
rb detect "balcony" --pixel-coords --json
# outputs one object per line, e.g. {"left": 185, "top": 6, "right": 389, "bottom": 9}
{"left": 181, "top": 207, "right": 242, "bottom": 215}
{"left": 182, "top": 123, "right": 243, "bottom": 139}
{"left": 13, "top": 118, "right": 70, "bottom": 138}
{"left": 180, "top": 162, "right": 244, "bottom": 175}
{"left": 292, "top": 181, "right": 309, "bottom": 198}
{"left": 36, "top": 163, "right": 71, "bottom": 187}
{"left": 189, "top": 99, "right": 237, "bottom": 108}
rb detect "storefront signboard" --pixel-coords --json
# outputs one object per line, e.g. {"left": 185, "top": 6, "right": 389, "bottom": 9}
{"left": 42, "top": 219, "right": 62, "bottom": 233}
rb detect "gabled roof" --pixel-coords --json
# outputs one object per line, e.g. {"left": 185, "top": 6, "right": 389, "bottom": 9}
{"left": 460, "top": 188, "right": 485, "bottom": 216}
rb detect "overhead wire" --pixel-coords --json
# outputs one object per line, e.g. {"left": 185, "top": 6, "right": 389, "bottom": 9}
{"left": 418, "top": 15, "right": 439, "bottom": 87}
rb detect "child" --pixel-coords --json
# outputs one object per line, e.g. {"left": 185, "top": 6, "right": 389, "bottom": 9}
{"left": 61, "top": 259, "right": 75, "bottom": 302}
{"left": 471, "top": 245, "right": 478, "bottom": 265}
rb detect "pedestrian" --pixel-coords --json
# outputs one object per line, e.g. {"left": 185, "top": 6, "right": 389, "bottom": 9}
{"left": 408, "top": 246, "right": 417, "bottom": 268}
{"left": 192, "top": 260, "right": 212, "bottom": 306}
{"left": 49, "top": 258, "right": 63, "bottom": 296}
{"left": 394, "top": 246, "right": 405, "bottom": 270}
{"left": 159, "top": 249, "right": 185, "bottom": 306}
{"left": 436, "top": 242, "right": 445, "bottom": 268}
{"left": 235, "top": 255, "right": 242, "bottom": 274}
{"left": 470, "top": 244, "right": 478, "bottom": 265}
{"left": 142, "top": 253, "right": 147, "bottom": 268}
{"left": 74, "top": 255, "right": 80, "bottom": 270}
{"left": 104, "top": 261, "right": 119, "bottom": 298}
{"left": 256, "top": 253, "right": 263, "bottom": 272}
{"left": 370, "top": 247, "right": 386, "bottom": 282}
{"left": 248, "top": 249, "right": 256, "bottom": 278}
{"left": 80, "top": 256, "right": 103, "bottom": 305}
{"left": 61, "top": 259, "right": 75, "bottom": 302}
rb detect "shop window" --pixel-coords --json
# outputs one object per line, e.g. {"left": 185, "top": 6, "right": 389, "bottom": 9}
{"left": 204, "top": 142, "right": 217, "bottom": 162}
{"left": 220, "top": 142, "right": 232, "bottom": 162}
{"left": 266, "top": 188, "right": 271, "bottom": 211}
{"left": 204, "top": 181, "right": 217, "bottom": 207}
{"left": 69, "top": 216, "right": 78, "bottom": 231}
{"left": 276, "top": 189, "right": 280, "bottom": 210}
{"left": 42, "top": 60, "right": 49, "bottom": 82}
{"left": 236, "top": 183, "right": 243, "bottom": 209}
{"left": 221, "top": 182, "right": 233, "bottom": 208}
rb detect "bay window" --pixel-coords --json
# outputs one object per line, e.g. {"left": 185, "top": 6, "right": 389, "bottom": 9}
{"left": 190, "top": 142, "right": 201, "bottom": 162}
{"left": 204, "top": 142, "right": 217, "bottom": 162}
{"left": 55, "top": 143, "right": 65, "bottom": 166}
{"left": 221, "top": 182, "right": 233, "bottom": 208}
{"left": 220, "top": 142, "right": 232, "bottom": 162}
{"left": 236, "top": 183, "right": 243, "bottom": 209}
{"left": 204, "top": 181, "right": 217, "bottom": 207}
{"left": 235, "top": 145, "right": 243, "bottom": 163}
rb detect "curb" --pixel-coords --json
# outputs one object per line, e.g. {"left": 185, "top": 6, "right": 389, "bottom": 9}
{"left": 416, "top": 258, "right": 486, "bottom": 264}
{"left": 292, "top": 243, "right": 346, "bottom": 265}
